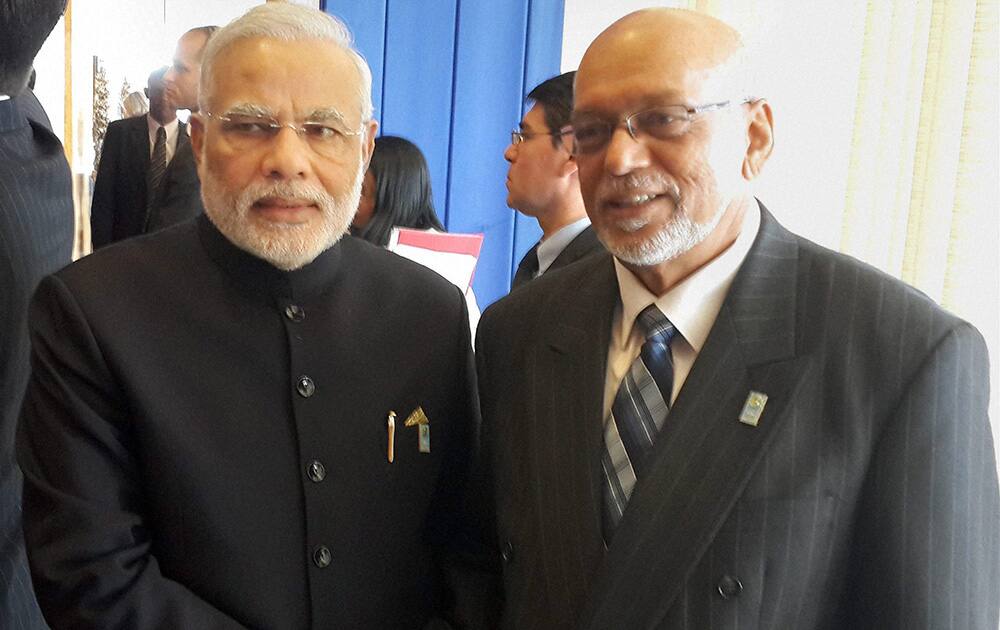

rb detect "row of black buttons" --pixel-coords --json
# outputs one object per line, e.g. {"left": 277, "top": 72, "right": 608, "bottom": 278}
{"left": 289, "top": 304, "right": 325, "bottom": 570}
{"left": 288, "top": 303, "right": 328, "bottom": 572}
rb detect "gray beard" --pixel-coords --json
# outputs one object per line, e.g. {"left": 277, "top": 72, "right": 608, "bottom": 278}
{"left": 606, "top": 198, "right": 724, "bottom": 267}
{"left": 200, "top": 160, "right": 363, "bottom": 271}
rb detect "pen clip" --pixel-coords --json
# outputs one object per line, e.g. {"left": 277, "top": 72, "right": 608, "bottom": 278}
{"left": 387, "top": 411, "right": 396, "bottom": 463}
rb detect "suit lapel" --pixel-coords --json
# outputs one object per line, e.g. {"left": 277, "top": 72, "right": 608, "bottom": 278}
{"left": 581, "top": 205, "right": 813, "bottom": 629}
{"left": 550, "top": 225, "right": 601, "bottom": 272}
{"left": 128, "top": 115, "right": 151, "bottom": 182}
{"left": 532, "top": 253, "right": 618, "bottom": 617}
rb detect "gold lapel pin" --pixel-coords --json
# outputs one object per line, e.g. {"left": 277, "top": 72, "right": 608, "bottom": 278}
{"left": 405, "top": 406, "right": 431, "bottom": 453}
{"left": 739, "top": 391, "right": 768, "bottom": 427}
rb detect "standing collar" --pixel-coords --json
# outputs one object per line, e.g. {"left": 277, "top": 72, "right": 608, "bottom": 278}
{"left": 614, "top": 202, "right": 761, "bottom": 351}
{"left": 196, "top": 213, "right": 344, "bottom": 302}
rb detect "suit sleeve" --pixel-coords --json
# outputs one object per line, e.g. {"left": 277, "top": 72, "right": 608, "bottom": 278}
{"left": 840, "top": 323, "right": 1000, "bottom": 629}
{"left": 430, "top": 286, "right": 501, "bottom": 630}
{"left": 17, "top": 275, "right": 247, "bottom": 630}
{"left": 90, "top": 122, "right": 121, "bottom": 250}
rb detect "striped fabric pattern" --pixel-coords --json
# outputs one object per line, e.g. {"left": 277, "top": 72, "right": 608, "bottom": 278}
{"left": 1, "top": 92, "right": 73, "bottom": 630}
{"left": 602, "top": 305, "right": 677, "bottom": 539}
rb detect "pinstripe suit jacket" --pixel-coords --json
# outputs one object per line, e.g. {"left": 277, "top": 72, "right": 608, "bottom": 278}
{"left": 0, "top": 94, "right": 73, "bottom": 630}
{"left": 476, "top": 204, "right": 1000, "bottom": 630}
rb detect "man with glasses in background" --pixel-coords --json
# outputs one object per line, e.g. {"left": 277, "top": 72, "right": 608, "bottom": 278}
{"left": 503, "top": 71, "right": 601, "bottom": 290}
{"left": 476, "top": 8, "right": 999, "bottom": 629}
{"left": 19, "top": 4, "right": 482, "bottom": 628}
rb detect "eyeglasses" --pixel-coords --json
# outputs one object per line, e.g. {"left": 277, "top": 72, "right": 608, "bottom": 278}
{"left": 204, "top": 111, "right": 365, "bottom": 157}
{"left": 569, "top": 99, "right": 751, "bottom": 155}
{"left": 510, "top": 128, "right": 573, "bottom": 146}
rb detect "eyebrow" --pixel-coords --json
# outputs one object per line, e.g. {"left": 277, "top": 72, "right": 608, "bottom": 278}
{"left": 224, "top": 103, "right": 274, "bottom": 118}
{"left": 302, "top": 107, "right": 351, "bottom": 124}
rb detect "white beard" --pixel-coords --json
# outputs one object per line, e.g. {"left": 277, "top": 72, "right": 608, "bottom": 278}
{"left": 607, "top": 197, "right": 726, "bottom": 267}
{"left": 200, "top": 159, "right": 363, "bottom": 271}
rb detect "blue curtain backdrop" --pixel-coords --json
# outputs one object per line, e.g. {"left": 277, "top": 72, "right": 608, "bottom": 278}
{"left": 322, "top": 0, "right": 565, "bottom": 309}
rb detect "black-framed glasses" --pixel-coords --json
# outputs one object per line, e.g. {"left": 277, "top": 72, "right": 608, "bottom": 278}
{"left": 204, "top": 111, "right": 364, "bottom": 157}
{"left": 569, "top": 98, "right": 751, "bottom": 155}
{"left": 510, "top": 128, "right": 573, "bottom": 146}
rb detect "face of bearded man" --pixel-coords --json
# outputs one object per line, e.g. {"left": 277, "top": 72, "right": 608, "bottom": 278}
{"left": 200, "top": 156, "right": 364, "bottom": 271}
{"left": 189, "top": 35, "right": 379, "bottom": 271}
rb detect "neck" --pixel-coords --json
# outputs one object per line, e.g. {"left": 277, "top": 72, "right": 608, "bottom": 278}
{"left": 151, "top": 112, "right": 177, "bottom": 126}
{"left": 625, "top": 198, "right": 748, "bottom": 296}
{"left": 536, "top": 194, "right": 588, "bottom": 240}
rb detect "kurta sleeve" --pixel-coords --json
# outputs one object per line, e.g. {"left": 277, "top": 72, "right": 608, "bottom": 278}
{"left": 17, "top": 275, "right": 248, "bottom": 629}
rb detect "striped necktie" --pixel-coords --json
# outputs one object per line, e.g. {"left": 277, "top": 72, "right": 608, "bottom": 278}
{"left": 146, "top": 125, "right": 167, "bottom": 221}
{"left": 602, "top": 304, "right": 677, "bottom": 541}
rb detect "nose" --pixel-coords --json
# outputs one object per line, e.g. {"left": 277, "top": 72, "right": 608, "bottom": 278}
{"left": 602, "top": 125, "right": 649, "bottom": 177}
{"left": 259, "top": 127, "right": 310, "bottom": 180}
{"left": 503, "top": 142, "right": 516, "bottom": 163}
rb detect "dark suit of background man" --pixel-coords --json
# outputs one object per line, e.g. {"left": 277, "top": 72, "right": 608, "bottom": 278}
{"left": 141, "top": 25, "right": 216, "bottom": 238}
{"left": 504, "top": 71, "right": 602, "bottom": 291}
{"left": 19, "top": 4, "right": 482, "bottom": 628}
{"left": 0, "top": 1, "right": 74, "bottom": 628}
{"left": 477, "top": 8, "right": 999, "bottom": 630}
{"left": 90, "top": 67, "right": 182, "bottom": 248}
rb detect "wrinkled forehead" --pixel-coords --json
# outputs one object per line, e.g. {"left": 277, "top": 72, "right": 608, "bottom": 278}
{"left": 208, "top": 37, "right": 363, "bottom": 119}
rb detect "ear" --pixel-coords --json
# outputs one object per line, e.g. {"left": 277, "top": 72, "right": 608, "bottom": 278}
{"left": 360, "top": 119, "right": 379, "bottom": 170}
{"left": 742, "top": 99, "right": 773, "bottom": 180}
{"left": 558, "top": 152, "right": 579, "bottom": 178}
{"left": 189, "top": 113, "right": 205, "bottom": 170}
{"left": 557, "top": 131, "right": 578, "bottom": 177}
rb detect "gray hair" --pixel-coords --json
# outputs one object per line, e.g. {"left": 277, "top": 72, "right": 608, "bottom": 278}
{"left": 198, "top": 2, "right": 373, "bottom": 121}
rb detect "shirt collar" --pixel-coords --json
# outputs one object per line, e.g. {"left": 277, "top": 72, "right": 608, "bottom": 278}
{"left": 0, "top": 94, "right": 10, "bottom": 102}
{"left": 147, "top": 115, "right": 179, "bottom": 136}
{"left": 537, "top": 216, "right": 591, "bottom": 274}
{"left": 614, "top": 202, "right": 761, "bottom": 349}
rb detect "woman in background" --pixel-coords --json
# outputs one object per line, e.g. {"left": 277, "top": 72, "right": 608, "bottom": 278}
{"left": 354, "top": 135, "right": 480, "bottom": 335}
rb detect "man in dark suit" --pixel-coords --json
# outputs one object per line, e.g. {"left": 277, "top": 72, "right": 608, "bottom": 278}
{"left": 90, "top": 66, "right": 186, "bottom": 249}
{"left": 19, "top": 4, "right": 481, "bottom": 628}
{"left": 477, "top": 8, "right": 999, "bottom": 629}
{"left": 0, "top": 1, "right": 74, "bottom": 628}
{"left": 144, "top": 25, "right": 219, "bottom": 234}
{"left": 504, "top": 72, "right": 602, "bottom": 290}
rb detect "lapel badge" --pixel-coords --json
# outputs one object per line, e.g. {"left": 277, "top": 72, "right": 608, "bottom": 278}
{"left": 738, "top": 391, "right": 768, "bottom": 427}
{"left": 404, "top": 406, "right": 431, "bottom": 453}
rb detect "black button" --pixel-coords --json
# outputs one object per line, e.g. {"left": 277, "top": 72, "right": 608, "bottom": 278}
{"left": 296, "top": 376, "right": 315, "bottom": 398}
{"left": 284, "top": 304, "right": 305, "bottom": 322}
{"left": 717, "top": 575, "right": 743, "bottom": 599}
{"left": 307, "top": 460, "right": 326, "bottom": 482}
{"left": 313, "top": 545, "right": 332, "bottom": 568}
{"left": 500, "top": 540, "right": 514, "bottom": 563}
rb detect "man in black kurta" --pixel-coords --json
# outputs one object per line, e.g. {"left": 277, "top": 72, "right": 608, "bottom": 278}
{"left": 18, "top": 4, "right": 483, "bottom": 628}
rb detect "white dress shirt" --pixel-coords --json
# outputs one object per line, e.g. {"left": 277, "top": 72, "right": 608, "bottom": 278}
{"left": 602, "top": 204, "right": 761, "bottom": 420}
{"left": 147, "top": 116, "right": 180, "bottom": 164}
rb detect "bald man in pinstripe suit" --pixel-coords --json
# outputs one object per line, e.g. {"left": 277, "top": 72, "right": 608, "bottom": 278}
{"left": 476, "top": 8, "right": 999, "bottom": 630}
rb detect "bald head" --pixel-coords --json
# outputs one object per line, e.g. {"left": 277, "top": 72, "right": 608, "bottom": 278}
{"left": 578, "top": 9, "right": 747, "bottom": 108}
